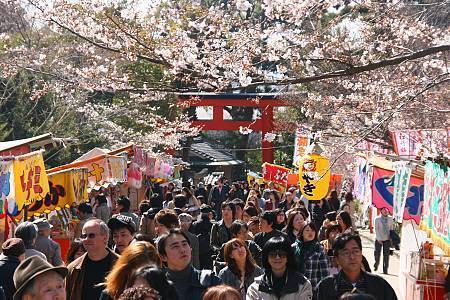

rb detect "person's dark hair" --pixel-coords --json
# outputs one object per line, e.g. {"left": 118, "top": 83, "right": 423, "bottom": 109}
{"left": 157, "top": 228, "right": 191, "bottom": 257}
{"left": 231, "top": 198, "right": 244, "bottom": 210}
{"left": 326, "top": 211, "right": 337, "bottom": 222}
{"left": 261, "top": 236, "right": 296, "bottom": 271}
{"left": 329, "top": 190, "right": 338, "bottom": 201}
{"left": 155, "top": 209, "right": 179, "bottom": 229}
{"left": 66, "top": 238, "right": 85, "bottom": 263}
{"left": 96, "top": 194, "right": 108, "bottom": 205}
{"left": 243, "top": 206, "right": 258, "bottom": 218}
{"left": 134, "top": 233, "right": 155, "bottom": 245}
{"left": 118, "top": 286, "right": 160, "bottom": 300}
{"left": 181, "top": 187, "right": 194, "bottom": 199}
{"left": 150, "top": 193, "right": 163, "bottom": 208}
{"left": 344, "top": 192, "right": 354, "bottom": 202}
{"left": 221, "top": 201, "right": 236, "bottom": 220}
{"left": 117, "top": 196, "right": 131, "bottom": 212}
{"left": 337, "top": 211, "right": 352, "bottom": 232}
{"left": 260, "top": 210, "right": 276, "bottom": 226}
{"left": 339, "top": 292, "right": 376, "bottom": 300}
{"left": 139, "top": 200, "right": 151, "bottom": 215}
{"left": 296, "top": 206, "right": 310, "bottom": 219}
{"left": 174, "top": 194, "right": 188, "bottom": 209}
{"left": 283, "top": 210, "right": 306, "bottom": 234}
{"left": 298, "top": 222, "right": 318, "bottom": 242}
{"left": 230, "top": 220, "right": 248, "bottom": 237}
{"left": 129, "top": 265, "right": 178, "bottom": 300}
{"left": 326, "top": 224, "right": 341, "bottom": 240}
{"left": 268, "top": 190, "right": 280, "bottom": 202}
{"left": 203, "top": 285, "right": 241, "bottom": 300}
{"left": 224, "top": 239, "right": 256, "bottom": 280}
{"left": 340, "top": 202, "right": 350, "bottom": 211}
{"left": 333, "top": 232, "right": 362, "bottom": 256}
{"left": 15, "top": 221, "right": 38, "bottom": 248}
{"left": 78, "top": 203, "right": 92, "bottom": 214}
{"left": 197, "top": 195, "right": 205, "bottom": 204}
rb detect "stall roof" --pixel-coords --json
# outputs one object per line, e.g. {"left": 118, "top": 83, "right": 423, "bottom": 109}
{"left": 0, "top": 133, "right": 54, "bottom": 153}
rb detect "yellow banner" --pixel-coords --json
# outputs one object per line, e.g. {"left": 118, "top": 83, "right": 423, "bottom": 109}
{"left": 13, "top": 151, "right": 50, "bottom": 211}
{"left": 298, "top": 153, "right": 331, "bottom": 201}
{"left": 28, "top": 168, "right": 88, "bottom": 215}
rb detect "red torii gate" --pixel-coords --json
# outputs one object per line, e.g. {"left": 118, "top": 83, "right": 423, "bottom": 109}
{"left": 178, "top": 93, "right": 287, "bottom": 163}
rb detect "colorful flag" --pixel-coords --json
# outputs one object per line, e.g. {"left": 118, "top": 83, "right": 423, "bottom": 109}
{"left": 392, "top": 161, "right": 412, "bottom": 223}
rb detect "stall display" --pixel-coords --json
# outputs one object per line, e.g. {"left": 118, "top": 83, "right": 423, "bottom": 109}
{"left": 404, "top": 243, "right": 449, "bottom": 300}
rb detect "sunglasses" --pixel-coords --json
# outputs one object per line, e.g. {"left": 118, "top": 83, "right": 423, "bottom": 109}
{"left": 268, "top": 250, "right": 288, "bottom": 258}
{"left": 81, "top": 233, "right": 97, "bottom": 239}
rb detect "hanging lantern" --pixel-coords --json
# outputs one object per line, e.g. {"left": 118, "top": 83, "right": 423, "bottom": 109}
{"left": 298, "top": 143, "right": 331, "bottom": 201}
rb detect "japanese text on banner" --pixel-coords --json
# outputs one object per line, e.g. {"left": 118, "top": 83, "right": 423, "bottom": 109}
{"left": 13, "top": 151, "right": 50, "bottom": 211}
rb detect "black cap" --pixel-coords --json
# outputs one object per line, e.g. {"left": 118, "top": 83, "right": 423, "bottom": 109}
{"left": 107, "top": 214, "right": 136, "bottom": 233}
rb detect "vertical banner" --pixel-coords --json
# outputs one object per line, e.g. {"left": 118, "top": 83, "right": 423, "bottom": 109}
{"left": 293, "top": 128, "right": 310, "bottom": 167}
{"left": 1, "top": 159, "right": 15, "bottom": 244}
{"left": 298, "top": 153, "right": 331, "bottom": 201}
{"left": 372, "top": 167, "right": 423, "bottom": 224}
{"left": 422, "top": 161, "right": 450, "bottom": 250}
{"left": 13, "top": 151, "right": 50, "bottom": 212}
{"left": 392, "top": 161, "right": 412, "bottom": 223}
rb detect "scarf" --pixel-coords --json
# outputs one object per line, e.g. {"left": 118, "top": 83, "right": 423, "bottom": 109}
{"left": 294, "top": 239, "right": 317, "bottom": 274}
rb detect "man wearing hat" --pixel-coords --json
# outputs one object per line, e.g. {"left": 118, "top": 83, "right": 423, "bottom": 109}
{"left": 0, "top": 238, "right": 26, "bottom": 299}
{"left": 13, "top": 256, "right": 67, "bottom": 300}
{"left": 107, "top": 214, "right": 136, "bottom": 254}
{"left": 33, "top": 218, "right": 64, "bottom": 266}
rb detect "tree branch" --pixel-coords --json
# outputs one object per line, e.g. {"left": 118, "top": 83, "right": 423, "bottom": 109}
{"left": 228, "top": 44, "right": 450, "bottom": 90}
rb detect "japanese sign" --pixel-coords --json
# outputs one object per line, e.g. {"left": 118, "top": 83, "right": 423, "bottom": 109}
{"left": 372, "top": 167, "right": 423, "bottom": 224}
{"left": 422, "top": 161, "right": 449, "bottom": 249}
{"left": 27, "top": 168, "right": 88, "bottom": 216}
{"left": 392, "top": 161, "right": 413, "bottom": 223}
{"left": 262, "top": 163, "right": 291, "bottom": 186}
{"left": 391, "top": 128, "right": 449, "bottom": 158}
{"left": 298, "top": 153, "right": 331, "bottom": 201}
{"left": 77, "top": 155, "right": 127, "bottom": 190}
{"left": 293, "top": 128, "right": 311, "bottom": 167}
{"left": 13, "top": 151, "right": 50, "bottom": 211}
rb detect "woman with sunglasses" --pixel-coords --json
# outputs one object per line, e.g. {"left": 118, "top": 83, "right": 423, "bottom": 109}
{"left": 218, "top": 238, "right": 263, "bottom": 299}
{"left": 247, "top": 236, "right": 312, "bottom": 300}
{"left": 293, "top": 222, "right": 330, "bottom": 289}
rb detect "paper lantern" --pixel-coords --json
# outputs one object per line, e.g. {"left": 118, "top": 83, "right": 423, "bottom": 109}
{"left": 298, "top": 153, "right": 331, "bottom": 201}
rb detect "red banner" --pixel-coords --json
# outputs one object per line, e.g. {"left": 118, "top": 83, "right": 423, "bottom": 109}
{"left": 262, "top": 163, "right": 291, "bottom": 186}
{"left": 371, "top": 167, "right": 424, "bottom": 224}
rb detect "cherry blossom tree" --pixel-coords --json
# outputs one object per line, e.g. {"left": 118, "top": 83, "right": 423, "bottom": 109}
{"left": 0, "top": 0, "right": 448, "bottom": 164}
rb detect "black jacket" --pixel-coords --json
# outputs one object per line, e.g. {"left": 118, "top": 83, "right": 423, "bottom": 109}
{"left": 314, "top": 270, "right": 397, "bottom": 300}
{"left": 166, "top": 266, "right": 222, "bottom": 300}
{"left": 0, "top": 255, "right": 21, "bottom": 299}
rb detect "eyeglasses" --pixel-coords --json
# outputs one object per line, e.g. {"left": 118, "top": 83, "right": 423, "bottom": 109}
{"left": 81, "top": 233, "right": 97, "bottom": 239}
{"left": 268, "top": 250, "right": 288, "bottom": 258}
{"left": 338, "top": 249, "right": 361, "bottom": 258}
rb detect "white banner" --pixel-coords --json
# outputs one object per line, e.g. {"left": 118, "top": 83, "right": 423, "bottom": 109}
{"left": 392, "top": 161, "right": 412, "bottom": 223}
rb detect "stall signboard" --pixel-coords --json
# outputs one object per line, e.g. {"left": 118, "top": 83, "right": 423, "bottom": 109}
{"left": 372, "top": 166, "right": 424, "bottom": 224}
{"left": 77, "top": 155, "right": 127, "bottom": 189}
{"left": 13, "top": 151, "right": 50, "bottom": 213}
{"left": 422, "top": 161, "right": 450, "bottom": 249}
{"left": 298, "top": 153, "right": 331, "bottom": 201}
{"left": 262, "top": 163, "right": 291, "bottom": 186}
{"left": 26, "top": 168, "right": 88, "bottom": 215}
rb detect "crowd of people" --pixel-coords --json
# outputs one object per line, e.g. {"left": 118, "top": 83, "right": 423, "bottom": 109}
{"left": 0, "top": 176, "right": 401, "bottom": 300}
